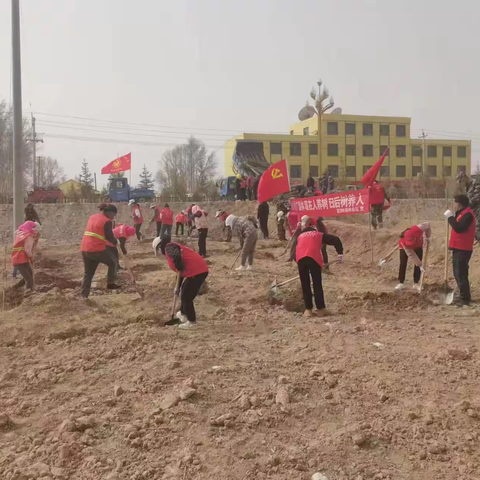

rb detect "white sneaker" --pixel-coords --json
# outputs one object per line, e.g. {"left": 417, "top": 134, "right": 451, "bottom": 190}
{"left": 236, "top": 265, "right": 246, "bottom": 271}
{"left": 412, "top": 284, "right": 421, "bottom": 292}
{"left": 395, "top": 283, "right": 405, "bottom": 291}
{"left": 176, "top": 311, "right": 188, "bottom": 324}
{"left": 246, "top": 265, "right": 253, "bottom": 271}
{"left": 178, "top": 321, "right": 197, "bottom": 330}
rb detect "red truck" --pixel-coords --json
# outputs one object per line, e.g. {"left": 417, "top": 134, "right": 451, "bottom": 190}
{"left": 28, "top": 188, "right": 64, "bottom": 203}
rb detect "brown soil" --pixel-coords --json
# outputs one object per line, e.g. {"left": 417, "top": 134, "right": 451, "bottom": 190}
{"left": 1, "top": 202, "right": 480, "bottom": 480}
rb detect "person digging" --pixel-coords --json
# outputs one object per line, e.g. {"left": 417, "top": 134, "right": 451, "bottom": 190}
{"left": 225, "top": 214, "right": 258, "bottom": 271}
{"left": 293, "top": 217, "right": 344, "bottom": 318}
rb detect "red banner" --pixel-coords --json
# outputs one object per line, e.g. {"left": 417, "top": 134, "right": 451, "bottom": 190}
{"left": 290, "top": 189, "right": 370, "bottom": 217}
{"left": 257, "top": 159, "right": 290, "bottom": 203}
{"left": 101, "top": 153, "right": 131, "bottom": 174}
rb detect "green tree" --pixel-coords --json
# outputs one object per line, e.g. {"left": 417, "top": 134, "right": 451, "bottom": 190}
{"left": 108, "top": 172, "right": 124, "bottom": 183}
{"left": 78, "top": 159, "right": 93, "bottom": 187}
{"left": 137, "top": 164, "right": 154, "bottom": 190}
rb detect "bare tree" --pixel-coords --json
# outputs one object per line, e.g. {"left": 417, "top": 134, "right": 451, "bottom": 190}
{"left": 37, "top": 157, "right": 66, "bottom": 187}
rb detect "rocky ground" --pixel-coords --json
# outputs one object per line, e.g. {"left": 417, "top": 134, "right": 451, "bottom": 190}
{"left": 1, "top": 202, "right": 480, "bottom": 480}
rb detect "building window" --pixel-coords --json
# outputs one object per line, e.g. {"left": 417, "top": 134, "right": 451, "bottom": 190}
{"left": 290, "top": 143, "right": 301, "bottom": 156}
{"left": 346, "top": 166, "right": 356, "bottom": 177}
{"left": 346, "top": 123, "right": 356, "bottom": 135}
{"left": 412, "top": 166, "right": 422, "bottom": 177}
{"left": 412, "top": 145, "right": 422, "bottom": 157}
{"left": 443, "top": 146, "right": 452, "bottom": 157}
{"left": 303, "top": 127, "right": 309, "bottom": 135}
{"left": 327, "top": 144, "right": 339, "bottom": 156}
{"left": 444, "top": 166, "right": 452, "bottom": 177}
{"left": 271, "top": 142, "right": 282, "bottom": 155}
{"left": 363, "top": 123, "right": 373, "bottom": 136}
{"left": 380, "top": 124, "right": 389, "bottom": 136}
{"left": 363, "top": 144, "right": 373, "bottom": 156}
{"left": 427, "top": 145, "right": 437, "bottom": 158}
{"left": 396, "top": 125, "right": 406, "bottom": 137}
{"left": 290, "top": 165, "right": 302, "bottom": 178}
{"left": 346, "top": 145, "right": 356, "bottom": 156}
{"left": 327, "top": 122, "right": 338, "bottom": 135}
{"left": 457, "top": 165, "right": 467, "bottom": 174}
{"left": 309, "top": 143, "right": 318, "bottom": 155}
{"left": 458, "top": 146, "right": 467, "bottom": 158}
{"left": 309, "top": 166, "right": 319, "bottom": 177}
{"left": 363, "top": 165, "right": 372, "bottom": 175}
{"left": 380, "top": 166, "right": 390, "bottom": 177}
{"left": 427, "top": 165, "right": 437, "bottom": 177}
{"left": 396, "top": 165, "right": 406, "bottom": 177}
{"left": 396, "top": 145, "right": 406, "bottom": 157}
{"left": 290, "top": 130, "right": 294, "bottom": 135}
{"left": 380, "top": 145, "right": 389, "bottom": 156}
{"left": 327, "top": 165, "right": 339, "bottom": 178}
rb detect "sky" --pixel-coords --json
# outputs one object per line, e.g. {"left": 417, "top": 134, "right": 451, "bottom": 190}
{"left": 1, "top": 0, "right": 479, "bottom": 189}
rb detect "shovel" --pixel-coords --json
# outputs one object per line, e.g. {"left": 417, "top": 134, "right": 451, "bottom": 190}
{"left": 165, "top": 272, "right": 182, "bottom": 326}
{"left": 439, "top": 219, "right": 454, "bottom": 304}
{"left": 229, "top": 249, "right": 243, "bottom": 272}
{"left": 378, "top": 245, "right": 399, "bottom": 267}
{"left": 277, "top": 235, "right": 294, "bottom": 258}
{"left": 418, "top": 243, "right": 429, "bottom": 293}
{"left": 119, "top": 250, "right": 145, "bottom": 299}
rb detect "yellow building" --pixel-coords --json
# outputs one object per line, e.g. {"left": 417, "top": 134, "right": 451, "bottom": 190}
{"left": 58, "top": 179, "right": 83, "bottom": 196}
{"left": 224, "top": 113, "right": 471, "bottom": 183}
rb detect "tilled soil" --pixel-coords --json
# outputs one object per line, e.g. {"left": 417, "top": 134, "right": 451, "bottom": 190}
{"left": 1, "top": 218, "right": 480, "bottom": 480}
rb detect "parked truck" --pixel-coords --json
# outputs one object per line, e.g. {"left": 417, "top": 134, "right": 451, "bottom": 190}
{"left": 106, "top": 177, "right": 155, "bottom": 203}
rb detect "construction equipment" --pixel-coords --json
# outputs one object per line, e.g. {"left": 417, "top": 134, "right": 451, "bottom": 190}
{"left": 378, "top": 245, "right": 399, "bottom": 267}
{"left": 119, "top": 250, "right": 144, "bottom": 299}
{"left": 164, "top": 272, "right": 182, "bottom": 326}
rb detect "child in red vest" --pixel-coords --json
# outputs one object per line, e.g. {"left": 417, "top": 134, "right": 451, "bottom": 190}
{"left": 395, "top": 222, "right": 431, "bottom": 291}
{"left": 11, "top": 221, "right": 41, "bottom": 291}
{"left": 165, "top": 243, "right": 209, "bottom": 329}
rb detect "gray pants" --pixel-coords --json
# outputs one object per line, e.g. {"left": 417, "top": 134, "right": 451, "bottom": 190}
{"left": 241, "top": 231, "right": 257, "bottom": 266}
{"left": 17, "top": 263, "right": 34, "bottom": 291}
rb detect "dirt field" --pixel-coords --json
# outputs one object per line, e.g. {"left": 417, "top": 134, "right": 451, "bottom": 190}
{"left": 1, "top": 201, "right": 480, "bottom": 480}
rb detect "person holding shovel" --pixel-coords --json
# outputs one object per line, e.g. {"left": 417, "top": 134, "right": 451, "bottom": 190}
{"left": 165, "top": 242, "right": 209, "bottom": 329}
{"left": 394, "top": 222, "right": 431, "bottom": 291}
{"left": 445, "top": 194, "right": 476, "bottom": 306}
{"left": 225, "top": 214, "right": 258, "bottom": 271}
{"left": 129, "top": 200, "right": 144, "bottom": 240}
{"left": 295, "top": 217, "right": 344, "bottom": 317}
{"left": 113, "top": 223, "right": 136, "bottom": 257}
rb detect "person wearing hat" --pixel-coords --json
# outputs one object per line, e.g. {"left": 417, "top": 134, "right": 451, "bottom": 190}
{"left": 175, "top": 211, "right": 186, "bottom": 236}
{"left": 215, "top": 210, "right": 231, "bottom": 242}
{"left": 149, "top": 204, "right": 162, "bottom": 237}
{"left": 193, "top": 205, "right": 209, "bottom": 257}
{"left": 11, "top": 221, "right": 42, "bottom": 292}
{"left": 113, "top": 224, "right": 137, "bottom": 267}
{"left": 80, "top": 204, "right": 121, "bottom": 298}
{"left": 226, "top": 214, "right": 258, "bottom": 271}
{"left": 128, "top": 199, "right": 143, "bottom": 240}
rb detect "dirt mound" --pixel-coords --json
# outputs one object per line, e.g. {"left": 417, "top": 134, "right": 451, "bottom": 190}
{"left": 341, "top": 290, "right": 434, "bottom": 310}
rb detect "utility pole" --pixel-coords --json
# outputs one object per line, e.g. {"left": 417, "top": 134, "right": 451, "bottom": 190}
{"left": 29, "top": 114, "right": 44, "bottom": 188}
{"left": 419, "top": 130, "right": 428, "bottom": 176}
{"left": 12, "top": 0, "right": 23, "bottom": 233}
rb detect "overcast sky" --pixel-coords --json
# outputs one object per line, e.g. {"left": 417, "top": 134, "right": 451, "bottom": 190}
{"left": 1, "top": 0, "right": 479, "bottom": 188}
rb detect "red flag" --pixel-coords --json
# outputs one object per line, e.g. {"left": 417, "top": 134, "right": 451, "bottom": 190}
{"left": 101, "top": 153, "right": 131, "bottom": 174}
{"left": 361, "top": 147, "right": 389, "bottom": 188}
{"left": 257, "top": 159, "right": 290, "bottom": 203}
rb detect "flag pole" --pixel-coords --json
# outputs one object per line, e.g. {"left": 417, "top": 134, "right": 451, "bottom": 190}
{"left": 369, "top": 211, "right": 374, "bottom": 264}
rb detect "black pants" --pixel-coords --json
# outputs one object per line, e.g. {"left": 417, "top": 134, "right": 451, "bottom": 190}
{"left": 452, "top": 249, "right": 472, "bottom": 303}
{"left": 119, "top": 237, "right": 127, "bottom": 255}
{"left": 198, "top": 228, "right": 208, "bottom": 256}
{"left": 398, "top": 248, "right": 423, "bottom": 284}
{"left": 180, "top": 272, "right": 208, "bottom": 323}
{"left": 259, "top": 218, "right": 269, "bottom": 239}
{"left": 297, "top": 257, "right": 325, "bottom": 310}
{"left": 81, "top": 250, "right": 118, "bottom": 298}
{"left": 17, "top": 263, "right": 34, "bottom": 291}
{"left": 322, "top": 244, "right": 329, "bottom": 267}
{"left": 240, "top": 188, "right": 246, "bottom": 201}
{"left": 134, "top": 223, "right": 142, "bottom": 240}
{"left": 107, "top": 246, "right": 120, "bottom": 266}
{"left": 247, "top": 188, "right": 253, "bottom": 200}
{"left": 371, "top": 204, "right": 384, "bottom": 229}
{"left": 176, "top": 223, "right": 184, "bottom": 236}
{"left": 156, "top": 221, "right": 162, "bottom": 237}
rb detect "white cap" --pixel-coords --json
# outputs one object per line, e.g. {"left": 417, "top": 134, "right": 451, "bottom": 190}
{"left": 277, "top": 211, "right": 285, "bottom": 218}
{"left": 225, "top": 214, "right": 236, "bottom": 229}
{"left": 215, "top": 210, "right": 222, "bottom": 218}
{"left": 128, "top": 199, "right": 135, "bottom": 206}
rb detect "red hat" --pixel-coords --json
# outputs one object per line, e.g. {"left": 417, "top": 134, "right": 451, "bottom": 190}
{"left": 126, "top": 226, "right": 136, "bottom": 237}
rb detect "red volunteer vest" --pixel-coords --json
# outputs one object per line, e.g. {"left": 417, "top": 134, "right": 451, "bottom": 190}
{"left": 296, "top": 230, "right": 324, "bottom": 267}
{"left": 247, "top": 176, "right": 254, "bottom": 188}
{"left": 166, "top": 243, "right": 209, "bottom": 278}
{"left": 399, "top": 225, "right": 423, "bottom": 250}
{"left": 11, "top": 230, "right": 33, "bottom": 266}
{"left": 240, "top": 179, "right": 246, "bottom": 189}
{"left": 132, "top": 205, "right": 143, "bottom": 225}
{"left": 81, "top": 213, "right": 110, "bottom": 252}
{"left": 161, "top": 208, "right": 174, "bottom": 226}
{"left": 370, "top": 184, "right": 385, "bottom": 205}
{"left": 153, "top": 206, "right": 162, "bottom": 222}
{"left": 175, "top": 213, "right": 186, "bottom": 224}
{"left": 113, "top": 224, "right": 129, "bottom": 239}
{"left": 450, "top": 207, "right": 476, "bottom": 252}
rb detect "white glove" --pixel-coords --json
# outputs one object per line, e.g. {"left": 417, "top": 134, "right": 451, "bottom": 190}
{"left": 444, "top": 209, "right": 454, "bottom": 219}
{"left": 420, "top": 266, "right": 426, "bottom": 273}
{"left": 337, "top": 254, "right": 344, "bottom": 264}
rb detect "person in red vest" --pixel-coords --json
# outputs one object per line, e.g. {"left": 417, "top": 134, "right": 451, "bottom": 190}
{"left": 370, "top": 180, "right": 390, "bottom": 229}
{"left": 164, "top": 242, "right": 209, "bottom": 329}
{"left": 294, "top": 217, "right": 344, "bottom": 317}
{"left": 215, "top": 210, "right": 231, "bottom": 242}
{"left": 128, "top": 199, "right": 143, "bottom": 240}
{"left": 113, "top": 224, "right": 136, "bottom": 256}
{"left": 246, "top": 175, "right": 254, "bottom": 200}
{"left": 149, "top": 204, "right": 162, "bottom": 237}
{"left": 395, "top": 222, "right": 431, "bottom": 291}
{"left": 160, "top": 203, "right": 174, "bottom": 239}
{"left": 445, "top": 194, "right": 476, "bottom": 306}
{"left": 80, "top": 204, "right": 120, "bottom": 298}
{"left": 175, "top": 211, "right": 186, "bottom": 236}
{"left": 11, "top": 221, "right": 41, "bottom": 292}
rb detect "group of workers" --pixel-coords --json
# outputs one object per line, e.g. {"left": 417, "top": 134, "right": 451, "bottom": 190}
{"left": 235, "top": 174, "right": 258, "bottom": 201}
